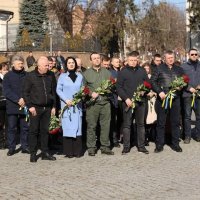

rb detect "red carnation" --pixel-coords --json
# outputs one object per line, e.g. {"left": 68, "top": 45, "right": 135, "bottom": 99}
{"left": 49, "top": 127, "right": 60, "bottom": 135}
{"left": 183, "top": 75, "right": 189, "bottom": 83}
{"left": 143, "top": 81, "right": 152, "bottom": 89}
{"left": 83, "top": 86, "right": 90, "bottom": 95}
{"left": 110, "top": 77, "right": 116, "bottom": 84}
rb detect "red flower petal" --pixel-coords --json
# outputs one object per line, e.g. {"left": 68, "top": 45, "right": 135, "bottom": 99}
{"left": 49, "top": 128, "right": 60, "bottom": 135}
{"left": 143, "top": 81, "right": 152, "bottom": 89}
{"left": 182, "top": 75, "right": 190, "bottom": 83}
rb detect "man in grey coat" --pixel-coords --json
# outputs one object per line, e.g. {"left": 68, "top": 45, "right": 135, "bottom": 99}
{"left": 181, "top": 48, "right": 200, "bottom": 144}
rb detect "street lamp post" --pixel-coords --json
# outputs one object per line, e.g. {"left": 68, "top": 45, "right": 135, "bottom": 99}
{"left": 0, "top": 9, "right": 14, "bottom": 51}
{"left": 42, "top": 21, "right": 57, "bottom": 56}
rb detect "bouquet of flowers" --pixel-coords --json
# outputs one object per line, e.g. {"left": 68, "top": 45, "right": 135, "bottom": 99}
{"left": 49, "top": 115, "right": 60, "bottom": 135}
{"left": 162, "top": 75, "right": 189, "bottom": 109}
{"left": 95, "top": 77, "right": 116, "bottom": 94}
{"left": 126, "top": 81, "right": 152, "bottom": 112}
{"left": 191, "top": 85, "right": 200, "bottom": 108}
{"left": 61, "top": 86, "right": 90, "bottom": 118}
{"left": 86, "top": 77, "right": 116, "bottom": 106}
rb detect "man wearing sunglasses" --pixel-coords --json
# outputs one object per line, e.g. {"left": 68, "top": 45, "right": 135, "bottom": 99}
{"left": 181, "top": 48, "right": 200, "bottom": 144}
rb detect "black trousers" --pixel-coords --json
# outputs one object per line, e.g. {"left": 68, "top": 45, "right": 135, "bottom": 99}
{"left": 0, "top": 108, "right": 7, "bottom": 146}
{"left": 63, "top": 136, "right": 82, "bottom": 156}
{"left": 110, "top": 104, "right": 119, "bottom": 144}
{"left": 183, "top": 97, "right": 200, "bottom": 139}
{"left": 7, "top": 114, "right": 28, "bottom": 150}
{"left": 29, "top": 107, "right": 51, "bottom": 154}
{"left": 155, "top": 97, "right": 181, "bottom": 147}
{"left": 122, "top": 102, "right": 146, "bottom": 148}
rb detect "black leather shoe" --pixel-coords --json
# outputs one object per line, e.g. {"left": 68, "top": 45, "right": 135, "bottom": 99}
{"left": 30, "top": 154, "right": 37, "bottom": 162}
{"left": 196, "top": 137, "right": 200, "bottom": 142}
{"left": 113, "top": 143, "right": 121, "bottom": 148}
{"left": 122, "top": 147, "right": 130, "bottom": 155}
{"left": 7, "top": 149, "right": 15, "bottom": 156}
{"left": 101, "top": 149, "right": 114, "bottom": 155}
{"left": 64, "top": 155, "right": 74, "bottom": 158}
{"left": 0, "top": 142, "right": 6, "bottom": 150}
{"left": 21, "top": 148, "right": 30, "bottom": 154}
{"left": 41, "top": 152, "right": 56, "bottom": 161}
{"left": 88, "top": 152, "right": 95, "bottom": 156}
{"left": 88, "top": 148, "right": 96, "bottom": 156}
{"left": 154, "top": 146, "right": 164, "bottom": 153}
{"left": 171, "top": 145, "right": 182, "bottom": 152}
{"left": 184, "top": 137, "right": 191, "bottom": 144}
{"left": 138, "top": 147, "right": 149, "bottom": 154}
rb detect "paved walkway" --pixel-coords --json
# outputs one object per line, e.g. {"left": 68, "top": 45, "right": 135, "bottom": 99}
{"left": 0, "top": 140, "right": 200, "bottom": 200}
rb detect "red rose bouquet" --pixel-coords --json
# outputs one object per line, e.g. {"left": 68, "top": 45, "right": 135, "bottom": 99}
{"left": 86, "top": 77, "right": 116, "bottom": 106}
{"left": 162, "top": 75, "right": 189, "bottom": 109}
{"left": 61, "top": 86, "right": 90, "bottom": 118}
{"left": 95, "top": 77, "right": 116, "bottom": 95}
{"left": 126, "top": 81, "right": 152, "bottom": 111}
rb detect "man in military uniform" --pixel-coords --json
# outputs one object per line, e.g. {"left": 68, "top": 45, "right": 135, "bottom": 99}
{"left": 83, "top": 52, "right": 114, "bottom": 156}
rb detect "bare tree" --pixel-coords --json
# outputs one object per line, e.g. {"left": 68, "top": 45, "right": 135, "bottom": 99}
{"left": 137, "top": 2, "right": 186, "bottom": 55}
{"left": 46, "top": 0, "right": 98, "bottom": 35}
{"left": 46, "top": 0, "right": 79, "bottom": 34}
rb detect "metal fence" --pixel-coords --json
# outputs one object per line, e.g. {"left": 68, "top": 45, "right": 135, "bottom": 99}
{"left": 5, "top": 23, "right": 101, "bottom": 53}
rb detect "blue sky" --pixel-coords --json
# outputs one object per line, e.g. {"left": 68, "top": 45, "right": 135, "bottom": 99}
{"left": 135, "top": 0, "right": 186, "bottom": 10}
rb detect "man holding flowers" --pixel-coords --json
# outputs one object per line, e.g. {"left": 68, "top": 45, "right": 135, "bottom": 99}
{"left": 151, "top": 50, "right": 185, "bottom": 153}
{"left": 181, "top": 48, "right": 200, "bottom": 144}
{"left": 83, "top": 52, "right": 114, "bottom": 156}
{"left": 116, "top": 51, "right": 150, "bottom": 155}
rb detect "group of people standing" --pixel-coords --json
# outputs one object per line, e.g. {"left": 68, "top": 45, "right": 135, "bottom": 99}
{"left": 0, "top": 48, "right": 200, "bottom": 163}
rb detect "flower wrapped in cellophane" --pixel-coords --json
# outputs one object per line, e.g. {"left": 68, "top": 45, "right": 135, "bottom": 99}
{"left": 86, "top": 77, "right": 116, "bottom": 106}
{"left": 95, "top": 77, "right": 116, "bottom": 94}
{"left": 49, "top": 115, "right": 60, "bottom": 135}
{"left": 126, "top": 81, "right": 152, "bottom": 112}
{"left": 162, "top": 75, "right": 189, "bottom": 109}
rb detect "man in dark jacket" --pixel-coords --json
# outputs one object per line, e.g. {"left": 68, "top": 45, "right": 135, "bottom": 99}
{"left": 3, "top": 55, "right": 29, "bottom": 156}
{"left": 151, "top": 50, "right": 184, "bottom": 153}
{"left": 181, "top": 48, "right": 200, "bottom": 144}
{"left": 0, "top": 62, "right": 8, "bottom": 149}
{"left": 116, "top": 51, "right": 149, "bottom": 155}
{"left": 23, "top": 56, "right": 57, "bottom": 162}
{"left": 151, "top": 53, "right": 162, "bottom": 73}
{"left": 56, "top": 50, "right": 66, "bottom": 72}
{"left": 26, "top": 51, "right": 36, "bottom": 68}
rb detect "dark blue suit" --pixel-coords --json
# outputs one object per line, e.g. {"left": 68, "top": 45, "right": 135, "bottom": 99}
{"left": 3, "top": 68, "right": 28, "bottom": 151}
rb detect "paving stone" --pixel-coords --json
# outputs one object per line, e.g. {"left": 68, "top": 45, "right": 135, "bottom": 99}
{"left": 0, "top": 140, "right": 200, "bottom": 199}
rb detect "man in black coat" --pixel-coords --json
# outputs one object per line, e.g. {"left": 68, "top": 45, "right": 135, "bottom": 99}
{"left": 26, "top": 51, "right": 36, "bottom": 68}
{"left": 0, "top": 62, "right": 8, "bottom": 149}
{"left": 116, "top": 51, "right": 149, "bottom": 155}
{"left": 23, "top": 56, "right": 57, "bottom": 162}
{"left": 3, "top": 55, "right": 29, "bottom": 156}
{"left": 151, "top": 50, "right": 184, "bottom": 153}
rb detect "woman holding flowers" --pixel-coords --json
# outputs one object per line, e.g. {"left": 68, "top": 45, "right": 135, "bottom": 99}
{"left": 56, "top": 57, "right": 83, "bottom": 158}
{"left": 151, "top": 50, "right": 185, "bottom": 153}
